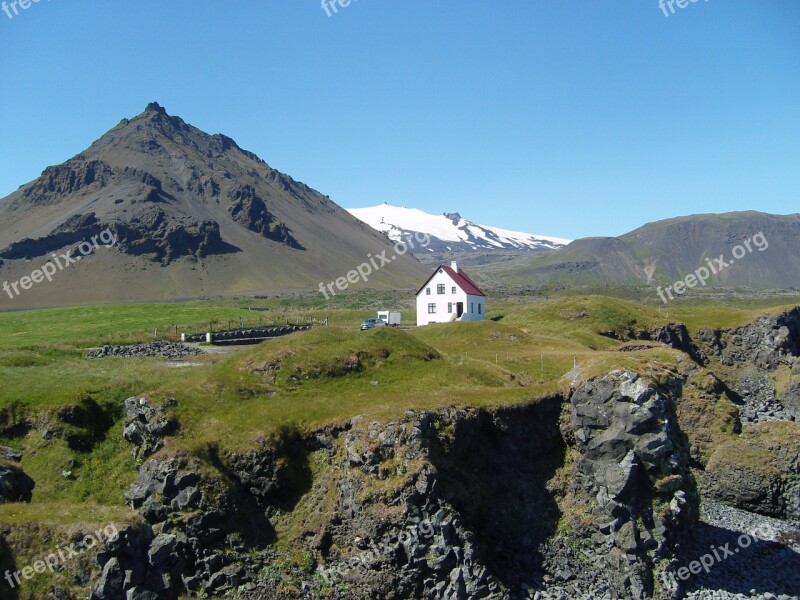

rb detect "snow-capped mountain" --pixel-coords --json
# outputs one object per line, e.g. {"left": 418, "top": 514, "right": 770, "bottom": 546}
{"left": 347, "top": 203, "right": 571, "bottom": 253}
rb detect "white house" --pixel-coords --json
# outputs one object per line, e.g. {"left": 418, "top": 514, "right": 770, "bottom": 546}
{"left": 416, "top": 262, "right": 486, "bottom": 326}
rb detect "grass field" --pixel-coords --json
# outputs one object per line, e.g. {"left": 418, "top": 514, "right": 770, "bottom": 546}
{"left": 2, "top": 292, "right": 798, "bottom": 440}
{"left": 0, "top": 291, "right": 798, "bottom": 597}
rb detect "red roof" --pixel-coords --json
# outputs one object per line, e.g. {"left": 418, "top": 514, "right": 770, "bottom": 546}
{"left": 416, "top": 265, "right": 486, "bottom": 297}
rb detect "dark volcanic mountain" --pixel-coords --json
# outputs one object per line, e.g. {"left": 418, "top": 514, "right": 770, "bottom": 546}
{"left": 0, "top": 103, "right": 428, "bottom": 307}
{"left": 500, "top": 211, "right": 800, "bottom": 290}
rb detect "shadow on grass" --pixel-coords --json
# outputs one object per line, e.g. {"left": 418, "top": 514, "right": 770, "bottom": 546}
{"left": 58, "top": 395, "right": 121, "bottom": 452}
{"left": 199, "top": 428, "right": 315, "bottom": 550}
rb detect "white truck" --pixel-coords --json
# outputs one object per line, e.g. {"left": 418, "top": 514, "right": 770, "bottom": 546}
{"left": 377, "top": 311, "right": 401, "bottom": 326}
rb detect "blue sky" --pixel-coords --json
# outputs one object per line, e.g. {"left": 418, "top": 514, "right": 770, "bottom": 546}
{"left": 0, "top": 1, "right": 798, "bottom": 239}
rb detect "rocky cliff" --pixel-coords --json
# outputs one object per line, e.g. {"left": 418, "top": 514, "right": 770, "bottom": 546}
{"left": 694, "top": 307, "right": 800, "bottom": 423}
{"left": 90, "top": 369, "right": 700, "bottom": 600}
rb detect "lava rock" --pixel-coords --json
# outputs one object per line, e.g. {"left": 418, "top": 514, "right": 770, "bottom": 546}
{"left": 123, "top": 397, "right": 179, "bottom": 460}
{"left": 0, "top": 462, "right": 35, "bottom": 502}
{"left": 87, "top": 342, "right": 206, "bottom": 360}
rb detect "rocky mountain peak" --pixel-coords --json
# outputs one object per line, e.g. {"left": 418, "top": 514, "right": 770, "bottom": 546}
{"left": 144, "top": 101, "right": 168, "bottom": 115}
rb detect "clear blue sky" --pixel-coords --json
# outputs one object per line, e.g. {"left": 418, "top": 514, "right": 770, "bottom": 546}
{"left": 1, "top": 1, "right": 798, "bottom": 239}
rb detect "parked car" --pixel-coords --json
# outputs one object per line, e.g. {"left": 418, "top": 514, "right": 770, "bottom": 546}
{"left": 360, "top": 318, "right": 387, "bottom": 330}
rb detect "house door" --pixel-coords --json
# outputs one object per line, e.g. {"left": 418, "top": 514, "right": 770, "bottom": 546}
{"left": 456, "top": 302, "right": 464, "bottom": 318}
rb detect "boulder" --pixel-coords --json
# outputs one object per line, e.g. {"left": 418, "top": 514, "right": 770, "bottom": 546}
{"left": 0, "top": 446, "right": 22, "bottom": 462}
{"left": 123, "top": 397, "right": 178, "bottom": 461}
{"left": 0, "top": 463, "right": 35, "bottom": 503}
{"left": 147, "top": 534, "right": 177, "bottom": 568}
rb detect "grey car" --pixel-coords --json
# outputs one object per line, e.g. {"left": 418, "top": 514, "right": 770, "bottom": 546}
{"left": 360, "top": 318, "right": 387, "bottom": 330}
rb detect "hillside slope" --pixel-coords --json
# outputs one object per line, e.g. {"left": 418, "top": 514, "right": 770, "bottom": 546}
{"left": 494, "top": 211, "right": 800, "bottom": 290}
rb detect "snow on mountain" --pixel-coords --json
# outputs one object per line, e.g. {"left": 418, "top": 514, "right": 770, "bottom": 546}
{"left": 346, "top": 203, "right": 571, "bottom": 253}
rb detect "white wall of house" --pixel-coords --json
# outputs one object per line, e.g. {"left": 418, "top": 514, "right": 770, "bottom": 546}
{"left": 415, "top": 268, "right": 485, "bottom": 326}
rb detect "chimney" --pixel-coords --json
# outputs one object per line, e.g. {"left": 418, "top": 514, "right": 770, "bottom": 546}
{"left": 450, "top": 261, "right": 458, "bottom": 273}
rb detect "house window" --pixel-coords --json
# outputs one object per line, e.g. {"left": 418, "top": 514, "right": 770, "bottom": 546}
{"left": 470, "top": 303, "right": 474, "bottom": 313}
{"left": 428, "top": 303, "right": 437, "bottom": 314}
{"left": 451, "top": 287, "right": 456, "bottom": 294}
{"left": 478, "top": 304, "right": 482, "bottom": 314}
{"left": 447, "top": 303, "right": 453, "bottom": 314}
{"left": 426, "top": 287, "right": 431, "bottom": 295}
{"left": 437, "top": 284, "right": 445, "bottom": 294}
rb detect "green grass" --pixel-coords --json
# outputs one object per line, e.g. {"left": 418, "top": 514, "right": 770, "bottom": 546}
{"left": 20, "top": 425, "right": 137, "bottom": 505}
{"left": 498, "top": 296, "right": 665, "bottom": 346}
{"left": 667, "top": 297, "right": 800, "bottom": 332}
{"left": 0, "top": 291, "right": 797, "bottom": 516}
{"left": 163, "top": 326, "right": 535, "bottom": 451}
{"left": 0, "top": 301, "right": 286, "bottom": 348}
{"left": 0, "top": 503, "right": 138, "bottom": 525}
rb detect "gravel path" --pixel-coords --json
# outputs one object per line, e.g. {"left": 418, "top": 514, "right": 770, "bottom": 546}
{"left": 682, "top": 500, "right": 800, "bottom": 600}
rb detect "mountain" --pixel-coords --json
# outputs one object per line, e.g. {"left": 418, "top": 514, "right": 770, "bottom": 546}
{"left": 0, "top": 103, "right": 429, "bottom": 308}
{"left": 501, "top": 211, "right": 800, "bottom": 290}
{"left": 347, "top": 203, "right": 571, "bottom": 253}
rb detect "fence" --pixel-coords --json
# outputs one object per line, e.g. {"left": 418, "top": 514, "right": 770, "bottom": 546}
{"left": 182, "top": 325, "right": 312, "bottom": 345}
